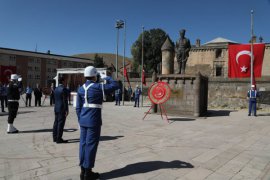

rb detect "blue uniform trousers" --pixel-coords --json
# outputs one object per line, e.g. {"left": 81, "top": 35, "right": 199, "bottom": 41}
{"left": 134, "top": 97, "right": 140, "bottom": 107}
{"left": 248, "top": 99, "right": 257, "bottom": 116}
{"left": 80, "top": 126, "right": 101, "bottom": 169}
{"left": 53, "top": 112, "right": 66, "bottom": 141}
{"left": 115, "top": 95, "right": 121, "bottom": 105}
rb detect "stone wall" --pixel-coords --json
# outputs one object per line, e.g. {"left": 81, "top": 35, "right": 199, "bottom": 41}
{"left": 208, "top": 77, "right": 270, "bottom": 109}
{"left": 128, "top": 76, "right": 270, "bottom": 112}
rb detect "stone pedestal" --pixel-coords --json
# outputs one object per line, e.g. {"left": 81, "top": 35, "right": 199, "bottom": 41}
{"left": 158, "top": 73, "right": 208, "bottom": 117}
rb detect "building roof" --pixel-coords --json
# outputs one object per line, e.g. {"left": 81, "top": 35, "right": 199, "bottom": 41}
{"left": 203, "top": 37, "right": 238, "bottom": 46}
{"left": 161, "top": 36, "right": 174, "bottom": 51}
{"left": 0, "top": 47, "right": 94, "bottom": 63}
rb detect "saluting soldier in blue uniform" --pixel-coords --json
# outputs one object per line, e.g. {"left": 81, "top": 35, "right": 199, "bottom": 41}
{"left": 76, "top": 66, "right": 119, "bottom": 180}
{"left": 247, "top": 84, "right": 259, "bottom": 116}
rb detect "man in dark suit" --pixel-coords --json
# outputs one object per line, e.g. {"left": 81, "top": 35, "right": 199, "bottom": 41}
{"left": 53, "top": 77, "right": 69, "bottom": 144}
{"left": 34, "top": 84, "right": 42, "bottom": 106}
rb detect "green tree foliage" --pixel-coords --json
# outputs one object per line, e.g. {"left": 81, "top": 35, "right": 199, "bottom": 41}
{"left": 93, "top": 53, "right": 105, "bottom": 68}
{"left": 131, "top": 28, "right": 167, "bottom": 73}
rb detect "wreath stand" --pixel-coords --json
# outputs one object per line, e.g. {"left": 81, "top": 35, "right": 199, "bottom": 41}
{"left": 142, "top": 81, "right": 171, "bottom": 123}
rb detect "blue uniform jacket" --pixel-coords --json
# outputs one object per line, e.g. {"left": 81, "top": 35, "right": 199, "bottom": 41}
{"left": 247, "top": 90, "right": 259, "bottom": 102}
{"left": 134, "top": 88, "right": 141, "bottom": 99}
{"left": 115, "top": 88, "right": 122, "bottom": 97}
{"left": 26, "top": 87, "right": 33, "bottom": 94}
{"left": 76, "top": 77, "right": 119, "bottom": 127}
{"left": 54, "top": 84, "right": 69, "bottom": 113}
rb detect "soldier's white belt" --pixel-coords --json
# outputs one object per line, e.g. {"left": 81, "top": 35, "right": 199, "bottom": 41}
{"left": 83, "top": 103, "right": 102, "bottom": 108}
{"left": 8, "top": 100, "right": 19, "bottom": 102}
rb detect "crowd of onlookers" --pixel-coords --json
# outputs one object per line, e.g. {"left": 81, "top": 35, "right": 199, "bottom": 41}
{"left": 1, "top": 80, "right": 143, "bottom": 113}
{"left": 0, "top": 82, "right": 73, "bottom": 113}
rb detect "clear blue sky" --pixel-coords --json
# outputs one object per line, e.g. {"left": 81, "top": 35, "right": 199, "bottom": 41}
{"left": 0, "top": 0, "right": 269, "bottom": 58}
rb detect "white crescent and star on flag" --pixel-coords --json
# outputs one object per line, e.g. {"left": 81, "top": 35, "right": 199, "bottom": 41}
{"left": 235, "top": 50, "right": 252, "bottom": 73}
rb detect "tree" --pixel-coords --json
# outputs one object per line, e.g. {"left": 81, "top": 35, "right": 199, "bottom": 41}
{"left": 93, "top": 53, "right": 105, "bottom": 68}
{"left": 131, "top": 28, "right": 167, "bottom": 73}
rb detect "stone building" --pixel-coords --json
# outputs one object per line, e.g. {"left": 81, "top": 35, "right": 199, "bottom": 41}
{"left": 0, "top": 47, "right": 93, "bottom": 88}
{"left": 174, "top": 37, "right": 270, "bottom": 77}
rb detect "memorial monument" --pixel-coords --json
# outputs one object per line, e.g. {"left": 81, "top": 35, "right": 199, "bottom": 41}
{"left": 159, "top": 29, "right": 208, "bottom": 117}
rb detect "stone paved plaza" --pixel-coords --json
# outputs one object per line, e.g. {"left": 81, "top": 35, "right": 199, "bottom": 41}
{"left": 1, "top": 99, "right": 270, "bottom": 180}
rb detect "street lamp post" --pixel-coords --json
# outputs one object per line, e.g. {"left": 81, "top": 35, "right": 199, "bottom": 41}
{"left": 122, "top": 20, "right": 126, "bottom": 106}
{"left": 115, "top": 20, "right": 124, "bottom": 79}
{"left": 141, "top": 26, "right": 144, "bottom": 107}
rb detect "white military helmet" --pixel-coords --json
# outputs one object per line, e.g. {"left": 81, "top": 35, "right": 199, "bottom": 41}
{"left": 136, "top": 85, "right": 139, "bottom": 88}
{"left": 10, "top": 74, "right": 18, "bottom": 80}
{"left": 84, "top": 66, "right": 97, "bottom": 77}
{"left": 251, "top": 85, "right": 255, "bottom": 88}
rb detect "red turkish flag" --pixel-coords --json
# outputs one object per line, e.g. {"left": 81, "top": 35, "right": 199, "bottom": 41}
{"left": 228, "top": 43, "right": 265, "bottom": 78}
{"left": 0, "top": 66, "right": 16, "bottom": 84}
{"left": 123, "top": 67, "right": 130, "bottom": 86}
{"left": 142, "top": 69, "right": 146, "bottom": 86}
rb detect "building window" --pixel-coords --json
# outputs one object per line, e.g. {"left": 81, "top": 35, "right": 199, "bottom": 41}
{"left": 35, "top": 75, "right": 40, "bottom": 79}
{"left": 28, "top": 66, "right": 33, "bottom": 71}
{"left": 216, "top": 66, "right": 223, "bottom": 76}
{"left": 47, "top": 68, "right": 51, "bottom": 72}
{"left": 215, "top": 49, "right": 222, "bottom": 58}
{"left": 9, "top": 56, "right": 16, "bottom": 61}
{"left": 34, "top": 67, "right": 40, "bottom": 71}
{"left": 28, "top": 74, "right": 33, "bottom": 79}
{"left": 34, "top": 58, "right": 40, "bottom": 63}
{"left": 29, "top": 58, "right": 34, "bottom": 63}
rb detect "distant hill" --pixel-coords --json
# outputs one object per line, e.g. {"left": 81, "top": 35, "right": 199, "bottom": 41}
{"left": 73, "top": 53, "right": 133, "bottom": 68}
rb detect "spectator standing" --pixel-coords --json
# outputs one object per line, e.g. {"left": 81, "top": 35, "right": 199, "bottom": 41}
{"left": 0, "top": 82, "right": 5, "bottom": 112}
{"left": 25, "top": 85, "right": 33, "bottom": 107}
{"left": 134, "top": 85, "right": 141, "bottom": 107}
{"left": 34, "top": 84, "right": 42, "bottom": 106}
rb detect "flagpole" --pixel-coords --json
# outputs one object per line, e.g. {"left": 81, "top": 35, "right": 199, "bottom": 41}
{"left": 122, "top": 20, "right": 126, "bottom": 106}
{"left": 250, "top": 10, "right": 254, "bottom": 87}
{"left": 141, "top": 26, "right": 144, "bottom": 107}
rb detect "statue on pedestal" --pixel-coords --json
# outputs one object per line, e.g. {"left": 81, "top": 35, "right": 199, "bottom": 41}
{"left": 175, "top": 29, "right": 191, "bottom": 74}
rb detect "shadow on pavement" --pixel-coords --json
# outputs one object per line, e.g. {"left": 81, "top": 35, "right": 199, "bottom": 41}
{"left": 257, "top": 113, "right": 270, "bottom": 116}
{"left": 100, "top": 136, "right": 124, "bottom": 141}
{"left": 101, "top": 160, "right": 194, "bottom": 179}
{"left": 169, "top": 118, "right": 195, "bottom": 122}
{"left": 0, "top": 111, "right": 35, "bottom": 116}
{"left": 19, "top": 128, "right": 77, "bottom": 133}
{"left": 0, "top": 112, "right": 8, "bottom": 116}
{"left": 207, "top": 110, "right": 236, "bottom": 117}
{"left": 66, "top": 136, "right": 124, "bottom": 144}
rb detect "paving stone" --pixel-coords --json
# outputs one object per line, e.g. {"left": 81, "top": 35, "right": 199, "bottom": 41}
{"left": 1, "top": 100, "right": 270, "bottom": 179}
{"left": 183, "top": 167, "right": 213, "bottom": 180}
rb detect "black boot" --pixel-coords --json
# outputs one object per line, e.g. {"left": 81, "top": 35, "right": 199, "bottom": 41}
{"left": 84, "top": 169, "right": 100, "bottom": 180}
{"left": 80, "top": 167, "right": 85, "bottom": 180}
